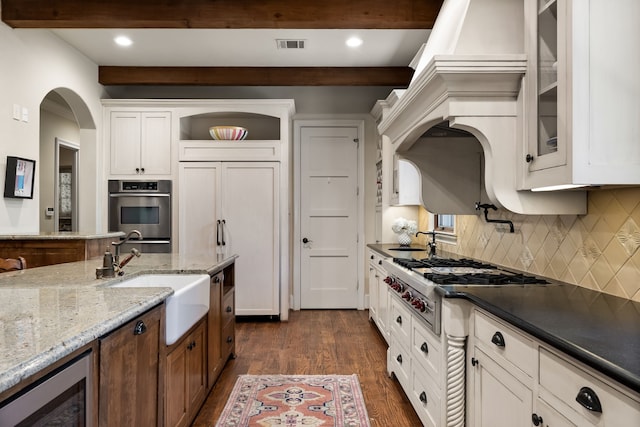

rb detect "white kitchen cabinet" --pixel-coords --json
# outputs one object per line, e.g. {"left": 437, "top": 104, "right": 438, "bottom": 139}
{"left": 471, "top": 346, "right": 533, "bottom": 427}
{"left": 469, "top": 307, "right": 640, "bottom": 427}
{"left": 390, "top": 156, "right": 421, "bottom": 206}
{"left": 538, "top": 347, "right": 640, "bottom": 427}
{"left": 522, "top": 0, "right": 640, "bottom": 190}
{"left": 179, "top": 162, "right": 280, "bottom": 316}
{"left": 107, "top": 110, "right": 172, "bottom": 176}
{"left": 470, "top": 309, "right": 535, "bottom": 427}
{"left": 387, "top": 292, "right": 447, "bottom": 427}
{"left": 367, "top": 249, "right": 389, "bottom": 343}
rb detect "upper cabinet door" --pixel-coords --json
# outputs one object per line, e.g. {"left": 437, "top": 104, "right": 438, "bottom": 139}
{"left": 108, "top": 110, "right": 172, "bottom": 176}
{"left": 140, "top": 111, "right": 172, "bottom": 175}
{"left": 522, "top": 0, "right": 640, "bottom": 190}
{"left": 110, "top": 112, "right": 142, "bottom": 176}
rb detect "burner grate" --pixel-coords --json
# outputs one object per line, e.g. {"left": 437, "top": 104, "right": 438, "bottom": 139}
{"left": 423, "top": 272, "right": 548, "bottom": 285}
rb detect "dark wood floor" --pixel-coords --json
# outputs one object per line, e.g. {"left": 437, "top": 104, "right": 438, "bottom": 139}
{"left": 191, "top": 309, "right": 421, "bottom": 426}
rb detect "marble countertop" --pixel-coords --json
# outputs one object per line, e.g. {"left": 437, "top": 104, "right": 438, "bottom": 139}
{"left": 0, "top": 231, "right": 125, "bottom": 240}
{"left": 368, "top": 243, "right": 640, "bottom": 393}
{"left": 0, "top": 253, "right": 236, "bottom": 395}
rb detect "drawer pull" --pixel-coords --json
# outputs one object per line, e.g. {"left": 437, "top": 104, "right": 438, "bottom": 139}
{"left": 396, "top": 354, "right": 403, "bottom": 364}
{"left": 531, "top": 413, "right": 543, "bottom": 426}
{"left": 396, "top": 315, "right": 402, "bottom": 325}
{"left": 133, "top": 321, "right": 147, "bottom": 336}
{"left": 491, "top": 331, "right": 505, "bottom": 347}
{"left": 420, "top": 342, "right": 429, "bottom": 353}
{"left": 226, "top": 306, "right": 233, "bottom": 313}
{"left": 576, "top": 387, "right": 602, "bottom": 413}
{"left": 419, "top": 391, "right": 427, "bottom": 404}
{"left": 226, "top": 336, "right": 233, "bottom": 343}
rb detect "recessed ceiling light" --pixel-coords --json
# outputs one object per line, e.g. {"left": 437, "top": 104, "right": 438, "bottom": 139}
{"left": 114, "top": 36, "right": 133, "bottom": 47}
{"left": 346, "top": 37, "right": 363, "bottom": 48}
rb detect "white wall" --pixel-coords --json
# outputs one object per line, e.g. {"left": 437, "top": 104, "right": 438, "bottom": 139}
{"left": 39, "top": 108, "right": 80, "bottom": 232}
{"left": 0, "top": 22, "right": 106, "bottom": 234}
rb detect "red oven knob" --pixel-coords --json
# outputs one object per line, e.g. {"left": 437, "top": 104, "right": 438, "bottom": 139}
{"left": 412, "top": 299, "right": 426, "bottom": 312}
{"left": 402, "top": 291, "right": 413, "bottom": 300}
{"left": 383, "top": 276, "right": 392, "bottom": 284}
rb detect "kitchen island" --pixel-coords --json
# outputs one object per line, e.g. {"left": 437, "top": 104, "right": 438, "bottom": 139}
{"left": 0, "top": 252, "right": 236, "bottom": 395}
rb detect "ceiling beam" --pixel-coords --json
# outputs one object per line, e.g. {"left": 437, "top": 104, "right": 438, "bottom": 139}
{"left": 99, "top": 66, "right": 415, "bottom": 86}
{"left": 1, "top": 0, "right": 443, "bottom": 29}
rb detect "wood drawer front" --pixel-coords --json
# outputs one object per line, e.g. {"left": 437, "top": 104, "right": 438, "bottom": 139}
{"left": 474, "top": 310, "right": 535, "bottom": 377}
{"left": 411, "top": 362, "right": 441, "bottom": 427}
{"left": 222, "top": 321, "right": 235, "bottom": 355}
{"left": 222, "top": 289, "right": 235, "bottom": 326}
{"left": 539, "top": 348, "right": 640, "bottom": 426}
{"left": 411, "top": 317, "right": 441, "bottom": 384}
{"left": 390, "top": 296, "right": 412, "bottom": 350}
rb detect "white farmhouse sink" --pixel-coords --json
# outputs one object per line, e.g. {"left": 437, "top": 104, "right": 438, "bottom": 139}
{"left": 109, "top": 274, "right": 210, "bottom": 345}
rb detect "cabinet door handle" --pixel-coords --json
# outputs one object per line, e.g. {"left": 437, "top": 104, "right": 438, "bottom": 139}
{"left": 187, "top": 343, "right": 193, "bottom": 350}
{"left": 575, "top": 387, "right": 602, "bottom": 413}
{"left": 140, "top": 167, "right": 145, "bottom": 174}
{"left": 531, "top": 413, "right": 543, "bottom": 426}
{"left": 491, "top": 331, "right": 505, "bottom": 347}
{"left": 419, "top": 391, "right": 427, "bottom": 404}
{"left": 420, "top": 342, "right": 429, "bottom": 353}
{"left": 226, "top": 306, "right": 233, "bottom": 313}
{"left": 396, "top": 315, "right": 402, "bottom": 325}
{"left": 135, "top": 167, "right": 140, "bottom": 174}
{"left": 471, "top": 357, "right": 479, "bottom": 367}
{"left": 133, "top": 321, "right": 146, "bottom": 335}
{"left": 214, "top": 275, "right": 220, "bottom": 283}
{"left": 226, "top": 336, "right": 233, "bottom": 343}
{"left": 221, "top": 219, "right": 226, "bottom": 246}
{"left": 396, "top": 354, "right": 403, "bottom": 364}
{"left": 216, "top": 220, "right": 221, "bottom": 246}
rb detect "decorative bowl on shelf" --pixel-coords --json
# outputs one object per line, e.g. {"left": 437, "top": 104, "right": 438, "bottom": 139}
{"left": 209, "top": 126, "right": 248, "bottom": 140}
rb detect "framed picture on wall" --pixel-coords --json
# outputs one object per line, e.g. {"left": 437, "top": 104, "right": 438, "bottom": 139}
{"left": 4, "top": 156, "right": 36, "bottom": 199}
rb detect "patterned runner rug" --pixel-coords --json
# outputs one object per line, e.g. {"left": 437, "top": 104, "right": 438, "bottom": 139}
{"left": 215, "top": 374, "right": 372, "bottom": 426}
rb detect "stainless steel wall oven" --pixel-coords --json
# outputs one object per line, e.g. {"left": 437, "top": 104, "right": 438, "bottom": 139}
{"left": 108, "top": 180, "right": 172, "bottom": 253}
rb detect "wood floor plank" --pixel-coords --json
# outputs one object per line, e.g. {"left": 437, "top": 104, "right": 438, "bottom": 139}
{"left": 191, "top": 309, "right": 421, "bottom": 426}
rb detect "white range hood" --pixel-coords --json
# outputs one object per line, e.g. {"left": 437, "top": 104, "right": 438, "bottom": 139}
{"left": 378, "top": 0, "right": 586, "bottom": 215}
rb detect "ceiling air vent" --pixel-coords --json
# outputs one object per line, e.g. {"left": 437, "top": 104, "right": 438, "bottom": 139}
{"left": 276, "top": 39, "right": 306, "bottom": 49}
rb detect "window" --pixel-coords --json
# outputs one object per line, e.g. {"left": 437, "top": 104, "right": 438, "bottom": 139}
{"left": 434, "top": 214, "right": 455, "bottom": 233}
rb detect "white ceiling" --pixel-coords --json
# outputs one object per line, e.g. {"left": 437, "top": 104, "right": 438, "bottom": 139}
{"left": 50, "top": 28, "right": 431, "bottom": 67}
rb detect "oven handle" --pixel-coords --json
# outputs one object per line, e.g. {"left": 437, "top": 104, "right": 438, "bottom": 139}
{"left": 109, "top": 193, "right": 170, "bottom": 198}
{"left": 132, "top": 240, "right": 171, "bottom": 245}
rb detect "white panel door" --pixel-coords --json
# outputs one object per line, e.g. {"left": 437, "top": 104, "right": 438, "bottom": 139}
{"left": 178, "top": 162, "right": 220, "bottom": 259}
{"left": 300, "top": 126, "right": 358, "bottom": 308}
{"left": 222, "top": 162, "right": 280, "bottom": 316}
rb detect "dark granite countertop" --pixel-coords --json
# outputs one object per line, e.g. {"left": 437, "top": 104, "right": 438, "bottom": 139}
{"left": 367, "top": 243, "right": 640, "bottom": 393}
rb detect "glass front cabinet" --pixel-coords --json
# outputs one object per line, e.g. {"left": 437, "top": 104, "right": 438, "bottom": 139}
{"left": 522, "top": 0, "right": 640, "bottom": 190}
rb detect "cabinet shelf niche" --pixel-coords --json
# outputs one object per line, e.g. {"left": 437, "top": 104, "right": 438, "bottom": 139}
{"left": 180, "top": 112, "right": 281, "bottom": 141}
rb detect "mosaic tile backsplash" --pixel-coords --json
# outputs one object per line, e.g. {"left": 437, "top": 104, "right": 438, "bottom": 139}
{"left": 417, "top": 187, "right": 640, "bottom": 301}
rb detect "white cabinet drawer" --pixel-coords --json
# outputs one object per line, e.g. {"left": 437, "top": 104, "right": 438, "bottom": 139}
{"left": 539, "top": 348, "right": 640, "bottom": 427}
{"left": 368, "top": 249, "right": 386, "bottom": 271}
{"left": 411, "top": 362, "right": 441, "bottom": 427}
{"left": 390, "top": 295, "right": 412, "bottom": 350}
{"left": 474, "top": 310, "right": 535, "bottom": 378}
{"left": 389, "top": 335, "right": 411, "bottom": 390}
{"left": 411, "top": 316, "right": 441, "bottom": 385}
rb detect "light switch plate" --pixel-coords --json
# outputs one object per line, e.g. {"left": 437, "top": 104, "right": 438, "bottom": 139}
{"left": 21, "top": 107, "right": 29, "bottom": 122}
{"left": 12, "top": 104, "right": 21, "bottom": 121}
